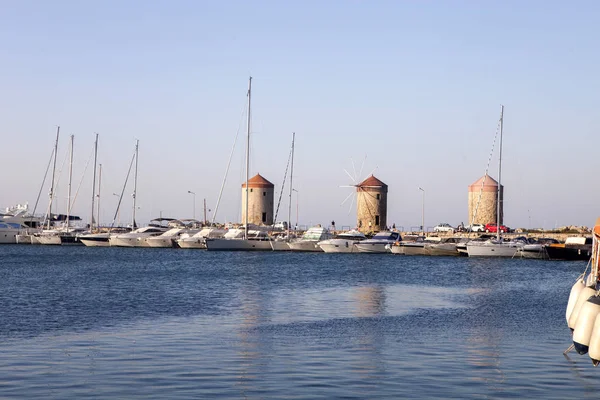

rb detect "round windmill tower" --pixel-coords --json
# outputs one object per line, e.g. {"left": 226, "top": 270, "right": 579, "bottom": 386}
{"left": 468, "top": 174, "right": 503, "bottom": 225}
{"left": 241, "top": 173, "right": 274, "bottom": 226}
{"left": 356, "top": 175, "right": 388, "bottom": 233}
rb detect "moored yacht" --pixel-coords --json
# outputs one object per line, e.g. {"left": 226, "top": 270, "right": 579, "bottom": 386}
{"left": 403, "top": 237, "right": 441, "bottom": 256}
{"left": 146, "top": 220, "right": 202, "bottom": 248}
{"left": 355, "top": 231, "right": 401, "bottom": 253}
{"left": 426, "top": 237, "right": 468, "bottom": 257}
{"left": 466, "top": 236, "right": 528, "bottom": 257}
{"left": 317, "top": 229, "right": 366, "bottom": 253}
{"left": 288, "top": 226, "right": 332, "bottom": 252}
{"left": 515, "top": 238, "right": 559, "bottom": 259}
{"left": 177, "top": 227, "right": 227, "bottom": 249}
{"left": 205, "top": 228, "right": 273, "bottom": 251}
{"left": 109, "top": 225, "right": 169, "bottom": 247}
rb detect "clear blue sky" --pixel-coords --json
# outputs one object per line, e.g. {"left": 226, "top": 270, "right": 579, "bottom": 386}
{"left": 1, "top": 0, "right": 598, "bottom": 229}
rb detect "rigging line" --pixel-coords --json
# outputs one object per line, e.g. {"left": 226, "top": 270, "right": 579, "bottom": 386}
{"left": 109, "top": 146, "right": 137, "bottom": 231}
{"left": 469, "top": 115, "right": 502, "bottom": 229}
{"left": 69, "top": 142, "right": 96, "bottom": 214}
{"left": 212, "top": 99, "right": 248, "bottom": 225}
{"left": 273, "top": 140, "right": 293, "bottom": 223}
{"left": 31, "top": 147, "right": 55, "bottom": 225}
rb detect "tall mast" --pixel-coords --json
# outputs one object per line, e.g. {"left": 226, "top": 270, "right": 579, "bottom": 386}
{"left": 287, "top": 132, "right": 295, "bottom": 240}
{"left": 245, "top": 77, "right": 252, "bottom": 240}
{"left": 47, "top": 126, "right": 60, "bottom": 229}
{"left": 497, "top": 105, "right": 504, "bottom": 241}
{"left": 97, "top": 164, "right": 102, "bottom": 230}
{"left": 132, "top": 139, "right": 139, "bottom": 229}
{"left": 90, "top": 133, "right": 99, "bottom": 231}
{"left": 66, "top": 134, "right": 74, "bottom": 231}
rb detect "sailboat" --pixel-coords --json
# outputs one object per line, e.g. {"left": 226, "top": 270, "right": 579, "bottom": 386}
{"left": 81, "top": 140, "right": 139, "bottom": 247}
{"left": 206, "top": 77, "right": 274, "bottom": 251}
{"left": 466, "top": 106, "right": 524, "bottom": 257}
{"left": 37, "top": 134, "right": 85, "bottom": 245}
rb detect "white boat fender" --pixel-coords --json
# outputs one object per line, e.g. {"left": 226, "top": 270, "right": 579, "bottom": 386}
{"left": 573, "top": 295, "right": 600, "bottom": 354}
{"left": 568, "top": 286, "right": 597, "bottom": 331}
{"left": 588, "top": 314, "right": 600, "bottom": 366}
{"left": 566, "top": 278, "right": 586, "bottom": 325}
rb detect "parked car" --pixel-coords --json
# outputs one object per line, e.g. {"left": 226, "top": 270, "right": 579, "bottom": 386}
{"left": 466, "top": 224, "right": 485, "bottom": 232}
{"left": 484, "top": 223, "right": 509, "bottom": 233}
{"left": 433, "top": 223, "right": 455, "bottom": 233}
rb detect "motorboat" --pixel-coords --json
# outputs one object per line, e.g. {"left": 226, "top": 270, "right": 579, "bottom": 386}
{"left": 466, "top": 236, "right": 529, "bottom": 257}
{"left": 288, "top": 226, "right": 333, "bottom": 252}
{"left": 355, "top": 231, "right": 402, "bottom": 253}
{"left": 109, "top": 225, "right": 169, "bottom": 247}
{"left": 317, "top": 229, "right": 366, "bottom": 253}
{"left": 386, "top": 234, "right": 419, "bottom": 255}
{"left": 1, "top": 204, "right": 44, "bottom": 244}
{"left": 205, "top": 228, "right": 274, "bottom": 251}
{"left": 145, "top": 219, "right": 202, "bottom": 248}
{"left": 78, "top": 231, "right": 111, "bottom": 247}
{"left": 426, "top": 237, "right": 469, "bottom": 257}
{"left": 403, "top": 237, "right": 441, "bottom": 256}
{"left": 177, "top": 227, "right": 227, "bottom": 249}
{"left": 515, "top": 238, "right": 559, "bottom": 259}
{"left": 546, "top": 236, "right": 593, "bottom": 261}
{"left": 0, "top": 222, "right": 30, "bottom": 244}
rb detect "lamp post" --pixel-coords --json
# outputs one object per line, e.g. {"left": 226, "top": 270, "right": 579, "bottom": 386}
{"left": 419, "top": 187, "right": 425, "bottom": 236}
{"left": 293, "top": 188, "right": 299, "bottom": 229}
{"left": 112, "top": 193, "right": 121, "bottom": 227}
{"left": 187, "top": 191, "right": 196, "bottom": 220}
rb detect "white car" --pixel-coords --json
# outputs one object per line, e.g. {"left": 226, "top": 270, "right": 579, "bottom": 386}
{"left": 433, "top": 223, "right": 455, "bottom": 233}
{"left": 469, "top": 224, "right": 485, "bottom": 232}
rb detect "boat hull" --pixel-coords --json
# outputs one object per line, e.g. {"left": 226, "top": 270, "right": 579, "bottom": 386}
{"left": 427, "top": 244, "right": 460, "bottom": 257}
{"left": 403, "top": 244, "right": 428, "bottom": 256}
{"left": 270, "top": 241, "right": 291, "bottom": 251}
{"left": 546, "top": 245, "right": 591, "bottom": 261}
{"left": 79, "top": 233, "right": 110, "bottom": 247}
{"left": 318, "top": 241, "right": 359, "bottom": 253}
{"left": 388, "top": 245, "right": 404, "bottom": 255}
{"left": 288, "top": 240, "right": 322, "bottom": 252}
{"left": 466, "top": 243, "right": 519, "bottom": 257}
{"left": 205, "top": 238, "right": 273, "bottom": 251}
{"left": 145, "top": 237, "right": 177, "bottom": 248}
{"left": 355, "top": 243, "right": 390, "bottom": 253}
{"left": 177, "top": 238, "right": 207, "bottom": 249}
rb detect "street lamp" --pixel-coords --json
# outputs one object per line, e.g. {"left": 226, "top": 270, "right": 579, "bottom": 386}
{"left": 419, "top": 187, "right": 425, "bottom": 236}
{"left": 187, "top": 191, "right": 196, "bottom": 220}
{"left": 292, "top": 188, "right": 299, "bottom": 229}
{"left": 113, "top": 193, "right": 121, "bottom": 227}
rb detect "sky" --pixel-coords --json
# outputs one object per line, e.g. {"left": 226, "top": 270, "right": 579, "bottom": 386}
{"left": 1, "top": 0, "right": 598, "bottom": 230}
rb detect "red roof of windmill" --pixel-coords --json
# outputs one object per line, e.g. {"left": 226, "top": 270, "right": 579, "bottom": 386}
{"left": 468, "top": 174, "right": 501, "bottom": 192}
{"left": 242, "top": 173, "right": 274, "bottom": 188}
{"left": 357, "top": 175, "right": 387, "bottom": 189}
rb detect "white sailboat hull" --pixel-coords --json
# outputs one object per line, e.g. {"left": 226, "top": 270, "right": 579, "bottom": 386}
{"left": 388, "top": 245, "right": 404, "bottom": 255}
{"left": 109, "top": 236, "right": 151, "bottom": 247}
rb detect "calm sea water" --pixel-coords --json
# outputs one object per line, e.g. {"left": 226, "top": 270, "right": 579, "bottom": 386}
{"left": 0, "top": 245, "right": 597, "bottom": 398}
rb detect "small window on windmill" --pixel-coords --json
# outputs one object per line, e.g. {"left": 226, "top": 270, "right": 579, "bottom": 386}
{"left": 375, "top": 215, "right": 380, "bottom": 226}
{"left": 376, "top": 194, "right": 380, "bottom": 200}
{"left": 250, "top": 188, "right": 253, "bottom": 193}
{"left": 262, "top": 212, "right": 266, "bottom": 222}
{"left": 263, "top": 191, "right": 266, "bottom": 196}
